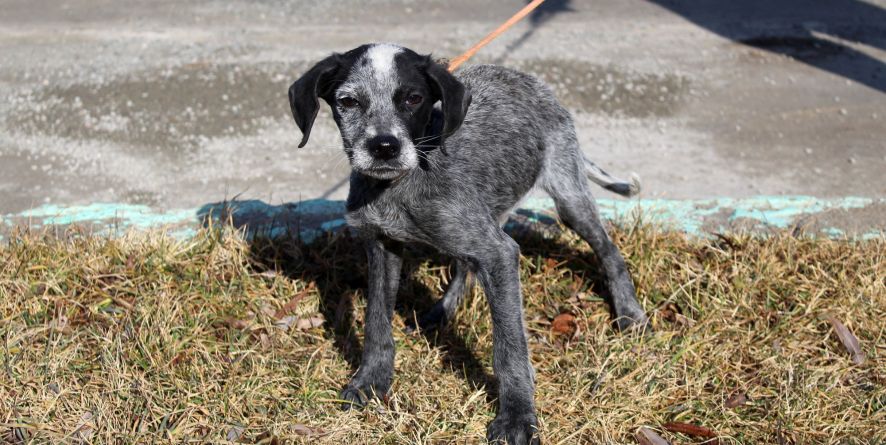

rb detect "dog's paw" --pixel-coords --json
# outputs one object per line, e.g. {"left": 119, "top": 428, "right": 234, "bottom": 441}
{"left": 339, "top": 385, "right": 369, "bottom": 410}
{"left": 339, "top": 381, "right": 387, "bottom": 411}
{"left": 405, "top": 305, "right": 449, "bottom": 334}
{"left": 486, "top": 412, "right": 540, "bottom": 445}
{"left": 616, "top": 311, "right": 652, "bottom": 334}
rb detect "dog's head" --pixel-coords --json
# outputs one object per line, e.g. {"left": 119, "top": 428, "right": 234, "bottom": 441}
{"left": 288, "top": 44, "right": 471, "bottom": 180}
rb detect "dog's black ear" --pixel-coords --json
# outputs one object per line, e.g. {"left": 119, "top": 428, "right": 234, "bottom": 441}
{"left": 425, "top": 61, "right": 471, "bottom": 140}
{"left": 289, "top": 54, "right": 341, "bottom": 148}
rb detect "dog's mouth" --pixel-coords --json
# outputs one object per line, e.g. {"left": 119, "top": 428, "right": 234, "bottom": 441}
{"left": 362, "top": 166, "right": 410, "bottom": 180}
{"left": 348, "top": 144, "right": 418, "bottom": 180}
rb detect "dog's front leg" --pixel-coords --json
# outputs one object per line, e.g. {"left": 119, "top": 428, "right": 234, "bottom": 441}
{"left": 341, "top": 238, "right": 402, "bottom": 409}
{"left": 474, "top": 237, "right": 540, "bottom": 445}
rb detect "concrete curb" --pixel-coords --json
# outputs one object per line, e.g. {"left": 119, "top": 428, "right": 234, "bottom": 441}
{"left": 2, "top": 196, "right": 883, "bottom": 242}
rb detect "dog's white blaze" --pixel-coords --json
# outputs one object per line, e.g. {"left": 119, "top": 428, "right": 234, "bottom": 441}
{"left": 366, "top": 43, "right": 402, "bottom": 81}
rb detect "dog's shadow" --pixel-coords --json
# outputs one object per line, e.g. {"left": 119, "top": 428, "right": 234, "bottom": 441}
{"left": 246, "top": 231, "right": 501, "bottom": 396}
{"left": 198, "top": 199, "right": 614, "bottom": 400}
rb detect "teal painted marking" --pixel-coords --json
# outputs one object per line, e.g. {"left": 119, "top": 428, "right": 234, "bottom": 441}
{"left": 2, "top": 203, "right": 199, "bottom": 240}
{"left": 18, "top": 203, "right": 196, "bottom": 228}
{"left": 524, "top": 195, "right": 881, "bottom": 236}
{"left": 2, "top": 196, "right": 883, "bottom": 243}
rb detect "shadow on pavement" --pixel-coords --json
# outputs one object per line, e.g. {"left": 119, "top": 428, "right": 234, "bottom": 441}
{"left": 647, "top": 0, "right": 886, "bottom": 93}
{"left": 495, "top": 0, "right": 576, "bottom": 64}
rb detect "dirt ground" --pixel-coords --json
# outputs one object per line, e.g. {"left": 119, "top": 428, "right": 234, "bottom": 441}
{"left": 1, "top": 0, "right": 885, "bottom": 219}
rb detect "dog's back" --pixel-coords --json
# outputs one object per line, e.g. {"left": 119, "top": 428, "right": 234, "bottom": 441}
{"left": 426, "top": 64, "right": 576, "bottom": 218}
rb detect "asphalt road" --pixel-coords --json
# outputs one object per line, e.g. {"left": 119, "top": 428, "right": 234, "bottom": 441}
{"left": 1, "top": 0, "right": 885, "bottom": 216}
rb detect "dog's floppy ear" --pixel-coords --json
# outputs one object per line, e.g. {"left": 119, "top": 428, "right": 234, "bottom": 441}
{"left": 425, "top": 61, "right": 471, "bottom": 140}
{"left": 289, "top": 54, "right": 341, "bottom": 148}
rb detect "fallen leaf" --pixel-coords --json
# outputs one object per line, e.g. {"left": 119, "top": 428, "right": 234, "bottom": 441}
{"left": 544, "top": 258, "right": 559, "bottom": 270}
{"left": 635, "top": 426, "right": 670, "bottom": 445}
{"left": 169, "top": 351, "right": 189, "bottom": 366}
{"left": 674, "top": 313, "right": 696, "bottom": 328}
{"left": 274, "top": 286, "right": 313, "bottom": 319}
{"left": 292, "top": 423, "right": 325, "bottom": 437}
{"left": 551, "top": 313, "right": 577, "bottom": 338}
{"left": 274, "top": 316, "right": 297, "bottom": 331}
{"left": 725, "top": 392, "right": 748, "bottom": 409}
{"left": 826, "top": 315, "right": 865, "bottom": 365}
{"left": 295, "top": 316, "right": 325, "bottom": 331}
{"left": 72, "top": 412, "right": 95, "bottom": 442}
{"left": 531, "top": 314, "right": 551, "bottom": 326}
{"left": 226, "top": 425, "right": 244, "bottom": 442}
{"left": 259, "top": 304, "right": 276, "bottom": 317}
{"left": 662, "top": 422, "right": 717, "bottom": 438}
{"left": 227, "top": 318, "right": 251, "bottom": 330}
{"left": 568, "top": 276, "right": 584, "bottom": 293}
{"left": 659, "top": 303, "right": 678, "bottom": 323}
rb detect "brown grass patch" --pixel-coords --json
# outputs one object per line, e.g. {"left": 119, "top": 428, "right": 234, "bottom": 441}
{"left": 1, "top": 224, "right": 883, "bottom": 444}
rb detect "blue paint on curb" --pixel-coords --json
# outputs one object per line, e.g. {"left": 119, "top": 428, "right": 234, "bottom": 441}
{"left": 522, "top": 195, "right": 881, "bottom": 236}
{"left": 2, "top": 196, "right": 883, "bottom": 243}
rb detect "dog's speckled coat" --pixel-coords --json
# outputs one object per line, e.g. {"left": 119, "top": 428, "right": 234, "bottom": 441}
{"left": 289, "top": 43, "right": 649, "bottom": 445}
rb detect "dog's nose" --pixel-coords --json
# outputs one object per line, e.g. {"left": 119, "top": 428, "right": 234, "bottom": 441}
{"left": 366, "top": 135, "right": 401, "bottom": 160}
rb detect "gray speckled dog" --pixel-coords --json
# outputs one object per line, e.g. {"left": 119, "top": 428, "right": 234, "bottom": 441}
{"left": 289, "top": 43, "right": 649, "bottom": 445}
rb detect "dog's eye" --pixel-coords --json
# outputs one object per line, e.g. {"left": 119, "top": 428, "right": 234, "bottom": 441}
{"left": 338, "top": 97, "right": 359, "bottom": 108}
{"left": 405, "top": 94, "right": 423, "bottom": 106}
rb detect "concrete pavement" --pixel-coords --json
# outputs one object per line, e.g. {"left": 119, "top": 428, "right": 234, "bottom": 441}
{"left": 1, "top": 0, "right": 884, "bottom": 235}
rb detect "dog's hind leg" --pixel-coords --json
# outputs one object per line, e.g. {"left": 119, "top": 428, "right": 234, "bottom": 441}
{"left": 542, "top": 133, "right": 650, "bottom": 332}
{"left": 409, "top": 260, "right": 471, "bottom": 332}
{"left": 428, "top": 219, "right": 539, "bottom": 444}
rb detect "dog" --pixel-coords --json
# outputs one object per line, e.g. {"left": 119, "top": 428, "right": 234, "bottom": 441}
{"left": 288, "top": 43, "right": 649, "bottom": 445}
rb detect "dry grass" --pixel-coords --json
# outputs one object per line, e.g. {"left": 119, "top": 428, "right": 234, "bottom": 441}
{"left": 1, "top": 222, "right": 883, "bottom": 444}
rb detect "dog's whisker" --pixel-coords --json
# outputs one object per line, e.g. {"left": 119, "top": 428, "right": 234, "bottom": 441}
{"left": 415, "top": 152, "right": 434, "bottom": 165}
{"left": 416, "top": 152, "right": 440, "bottom": 163}
{"left": 416, "top": 153, "right": 442, "bottom": 170}
{"left": 412, "top": 132, "right": 452, "bottom": 143}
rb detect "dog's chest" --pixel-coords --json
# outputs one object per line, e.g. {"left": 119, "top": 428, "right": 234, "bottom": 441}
{"left": 345, "top": 201, "right": 425, "bottom": 243}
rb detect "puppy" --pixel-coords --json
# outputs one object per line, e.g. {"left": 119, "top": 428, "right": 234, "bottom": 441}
{"left": 289, "top": 43, "right": 649, "bottom": 445}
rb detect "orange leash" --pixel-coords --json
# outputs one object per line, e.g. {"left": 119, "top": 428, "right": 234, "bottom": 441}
{"left": 447, "top": 0, "right": 547, "bottom": 72}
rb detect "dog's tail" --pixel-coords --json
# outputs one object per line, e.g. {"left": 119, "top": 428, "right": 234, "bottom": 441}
{"left": 582, "top": 156, "right": 641, "bottom": 197}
